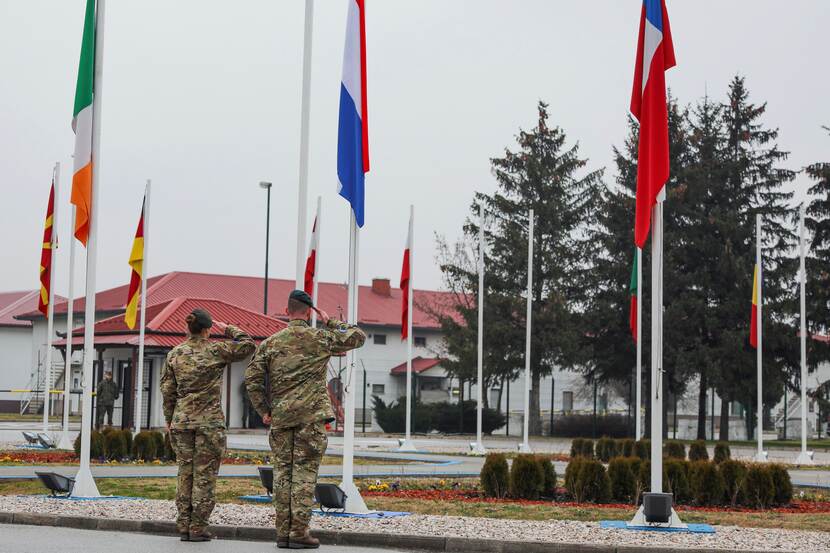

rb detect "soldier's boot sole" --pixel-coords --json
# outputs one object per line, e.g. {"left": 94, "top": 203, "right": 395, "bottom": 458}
{"left": 287, "top": 539, "right": 320, "bottom": 549}
{"left": 277, "top": 540, "right": 289, "bottom": 549}
{"left": 179, "top": 533, "right": 190, "bottom": 542}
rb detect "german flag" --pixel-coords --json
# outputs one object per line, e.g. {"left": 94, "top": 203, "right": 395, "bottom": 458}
{"left": 124, "top": 199, "right": 145, "bottom": 329}
{"left": 750, "top": 264, "right": 759, "bottom": 348}
{"left": 38, "top": 183, "right": 56, "bottom": 317}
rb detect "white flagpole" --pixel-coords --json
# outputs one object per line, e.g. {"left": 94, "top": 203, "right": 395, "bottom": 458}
{"left": 471, "top": 212, "right": 486, "bottom": 455}
{"left": 295, "top": 0, "right": 314, "bottom": 290}
{"left": 755, "top": 214, "right": 767, "bottom": 462}
{"left": 133, "top": 181, "right": 150, "bottom": 435}
{"left": 520, "top": 209, "right": 533, "bottom": 453}
{"left": 311, "top": 196, "right": 321, "bottom": 328}
{"left": 341, "top": 211, "right": 368, "bottom": 512}
{"left": 636, "top": 246, "right": 642, "bottom": 440}
{"left": 73, "top": 0, "right": 105, "bottom": 498}
{"left": 57, "top": 205, "right": 77, "bottom": 451}
{"left": 42, "top": 163, "right": 60, "bottom": 435}
{"left": 399, "top": 206, "right": 417, "bottom": 452}
{"left": 796, "top": 204, "right": 813, "bottom": 464}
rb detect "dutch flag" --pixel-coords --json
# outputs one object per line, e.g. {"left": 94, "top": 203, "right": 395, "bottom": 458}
{"left": 337, "top": 0, "right": 369, "bottom": 228}
{"left": 630, "top": 0, "right": 675, "bottom": 248}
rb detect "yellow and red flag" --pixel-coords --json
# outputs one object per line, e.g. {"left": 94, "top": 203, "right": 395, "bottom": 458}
{"left": 750, "top": 264, "right": 759, "bottom": 348}
{"left": 37, "top": 183, "right": 56, "bottom": 317}
{"left": 124, "top": 199, "right": 145, "bottom": 329}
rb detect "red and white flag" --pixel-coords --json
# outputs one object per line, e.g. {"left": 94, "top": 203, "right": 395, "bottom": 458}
{"left": 400, "top": 209, "right": 413, "bottom": 340}
{"left": 630, "top": 0, "right": 676, "bottom": 248}
{"left": 304, "top": 215, "right": 318, "bottom": 297}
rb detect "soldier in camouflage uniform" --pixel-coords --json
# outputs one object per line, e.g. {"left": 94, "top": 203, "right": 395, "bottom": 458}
{"left": 160, "top": 308, "right": 255, "bottom": 542}
{"left": 95, "top": 371, "right": 119, "bottom": 429}
{"left": 245, "top": 290, "right": 366, "bottom": 549}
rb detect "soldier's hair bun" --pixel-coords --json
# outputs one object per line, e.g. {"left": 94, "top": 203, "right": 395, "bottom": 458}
{"left": 185, "top": 313, "right": 203, "bottom": 334}
{"left": 185, "top": 314, "right": 196, "bottom": 323}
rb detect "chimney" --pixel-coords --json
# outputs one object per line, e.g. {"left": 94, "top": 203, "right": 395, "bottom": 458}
{"left": 371, "top": 278, "right": 391, "bottom": 297}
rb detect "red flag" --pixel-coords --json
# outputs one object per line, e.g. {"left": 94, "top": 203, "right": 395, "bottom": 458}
{"left": 38, "top": 183, "right": 56, "bottom": 317}
{"left": 304, "top": 215, "right": 318, "bottom": 296}
{"left": 630, "top": 0, "right": 676, "bottom": 247}
{"left": 400, "top": 213, "right": 413, "bottom": 340}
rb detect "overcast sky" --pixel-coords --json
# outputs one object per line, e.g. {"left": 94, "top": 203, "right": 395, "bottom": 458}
{"left": 1, "top": 0, "right": 828, "bottom": 300}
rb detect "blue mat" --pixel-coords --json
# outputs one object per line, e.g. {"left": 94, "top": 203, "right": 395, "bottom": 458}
{"left": 312, "top": 510, "right": 409, "bottom": 519}
{"left": 27, "top": 494, "right": 141, "bottom": 501}
{"left": 600, "top": 520, "right": 715, "bottom": 534}
{"left": 239, "top": 494, "right": 271, "bottom": 503}
{"left": 15, "top": 444, "right": 49, "bottom": 450}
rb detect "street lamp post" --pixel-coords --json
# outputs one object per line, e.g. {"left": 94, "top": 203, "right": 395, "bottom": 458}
{"left": 260, "top": 181, "right": 272, "bottom": 315}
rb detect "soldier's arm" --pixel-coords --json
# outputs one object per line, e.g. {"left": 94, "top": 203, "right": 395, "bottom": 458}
{"left": 159, "top": 354, "right": 177, "bottom": 425}
{"left": 213, "top": 324, "right": 256, "bottom": 362}
{"left": 244, "top": 342, "right": 271, "bottom": 419}
{"left": 322, "top": 319, "right": 367, "bottom": 354}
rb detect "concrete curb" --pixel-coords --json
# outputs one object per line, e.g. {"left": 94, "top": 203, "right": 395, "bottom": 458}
{"left": 0, "top": 512, "right": 783, "bottom": 553}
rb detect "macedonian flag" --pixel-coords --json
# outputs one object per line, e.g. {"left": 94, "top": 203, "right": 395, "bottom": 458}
{"left": 750, "top": 264, "right": 759, "bottom": 348}
{"left": 38, "top": 183, "right": 56, "bottom": 317}
{"left": 124, "top": 199, "right": 145, "bottom": 329}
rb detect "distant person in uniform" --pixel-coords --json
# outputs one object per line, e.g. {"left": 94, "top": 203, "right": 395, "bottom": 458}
{"left": 240, "top": 380, "right": 252, "bottom": 429}
{"left": 245, "top": 290, "right": 366, "bottom": 549}
{"left": 95, "top": 371, "right": 119, "bottom": 429}
{"left": 160, "top": 308, "right": 255, "bottom": 542}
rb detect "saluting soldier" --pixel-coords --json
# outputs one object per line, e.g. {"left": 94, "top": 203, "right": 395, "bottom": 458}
{"left": 160, "top": 308, "right": 255, "bottom": 542}
{"left": 245, "top": 290, "right": 366, "bottom": 549}
{"left": 95, "top": 371, "right": 119, "bottom": 429}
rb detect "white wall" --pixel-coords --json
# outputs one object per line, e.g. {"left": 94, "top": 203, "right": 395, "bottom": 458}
{"left": 0, "top": 327, "right": 35, "bottom": 407}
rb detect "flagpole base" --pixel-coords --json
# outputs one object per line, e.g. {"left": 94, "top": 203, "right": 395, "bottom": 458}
{"left": 518, "top": 442, "right": 533, "bottom": 453}
{"left": 338, "top": 480, "right": 371, "bottom": 514}
{"left": 627, "top": 505, "right": 687, "bottom": 529}
{"left": 56, "top": 431, "right": 74, "bottom": 451}
{"left": 795, "top": 451, "right": 815, "bottom": 465}
{"left": 754, "top": 451, "right": 769, "bottom": 463}
{"left": 468, "top": 442, "right": 487, "bottom": 455}
{"left": 397, "top": 438, "right": 417, "bottom": 453}
{"left": 70, "top": 466, "right": 100, "bottom": 498}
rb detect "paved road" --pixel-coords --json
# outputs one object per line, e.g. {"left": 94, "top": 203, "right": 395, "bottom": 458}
{"left": 0, "top": 525, "right": 410, "bottom": 553}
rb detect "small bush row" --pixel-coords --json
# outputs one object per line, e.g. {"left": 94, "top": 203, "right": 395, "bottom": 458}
{"left": 480, "top": 453, "right": 556, "bottom": 500}
{"left": 570, "top": 438, "right": 732, "bottom": 463}
{"left": 73, "top": 428, "right": 175, "bottom": 462}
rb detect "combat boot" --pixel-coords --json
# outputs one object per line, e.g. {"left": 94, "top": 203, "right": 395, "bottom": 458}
{"left": 189, "top": 530, "right": 214, "bottom": 542}
{"left": 288, "top": 532, "right": 320, "bottom": 549}
{"left": 277, "top": 537, "right": 289, "bottom": 548}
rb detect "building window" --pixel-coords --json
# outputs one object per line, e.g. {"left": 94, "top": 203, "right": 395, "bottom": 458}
{"left": 373, "top": 334, "right": 387, "bottom": 345}
{"left": 731, "top": 402, "right": 744, "bottom": 417}
{"left": 562, "top": 391, "right": 573, "bottom": 412}
{"left": 372, "top": 384, "right": 385, "bottom": 395}
{"left": 414, "top": 337, "right": 426, "bottom": 347}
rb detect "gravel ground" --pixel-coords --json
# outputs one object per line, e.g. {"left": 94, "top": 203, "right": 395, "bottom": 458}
{"left": 0, "top": 496, "right": 827, "bottom": 552}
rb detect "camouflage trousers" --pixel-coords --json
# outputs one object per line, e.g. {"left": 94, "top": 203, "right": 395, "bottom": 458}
{"left": 170, "top": 428, "right": 226, "bottom": 534}
{"left": 269, "top": 422, "right": 327, "bottom": 539}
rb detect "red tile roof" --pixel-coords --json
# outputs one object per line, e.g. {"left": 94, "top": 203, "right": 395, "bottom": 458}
{"left": 389, "top": 356, "right": 446, "bottom": 375}
{"left": 19, "top": 271, "right": 458, "bottom": 330}
{"left": 0, "top": 290, "right": 65, "bottom": 328}
{"left": 55, "top": 297, "right": 287, "bottom": 349}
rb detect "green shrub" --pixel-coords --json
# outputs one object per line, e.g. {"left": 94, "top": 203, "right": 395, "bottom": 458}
{"left": 551, "top": 413, "right": 629, "bottom": 438}
{"left": 608, "top": 457, "right": 638, "bottom": 503}
{"left": 120, "top": 430, "right": 133, "bottom": 457}
{"left": 163, "top": 431, "right": 176, "bottom": 462}
{"left": 104, "top": 430, "right": 127, "bottom": 460}
{"left": 688, "top": 440, "right": 709, "bottom": 461}
{"left": 480, "top": 453, "right": 509, "bottom": 499}
{"left": 634, "top": 439, "right": 650, "bottom": 460}
{"left": 689, "top": 461, "right": 724, "bottom": 506}
{"left": 713, "top": 442, "right": 731, "bottom": 464}
{"left": 536, "top": 456, "right": 557, "bottom": 497}
{"left": 664, "top": 441, "right": 686, "bottom": 460}
{"left": 371, "top": 396, "right": 434, "bottom": 434}
{"left": 74, "top": 430, "right": 105, "bottom": 459}
{"left": 151, "top": 431, "right": 165, "bottom": 460}
{"left": 565, "top": 458, "right": 610, "bottom": 503}
{"left": 664, "top": 459, "right": 691, "bottom": 503}
{"left": 619, "top": 439, "right": 636, "bottom": 458}
{"left": 570, "top": 438, "right": 595, "bottom": 459}
{"left": 596, "top": 437, "right": 618, "bottom": 462}
{"left": 132, "top": 431, "right": 157, "bottom": 461}
{"left": 719, "top": 459, "right": 747, "bottom": 506}
{"left": 509, "top": 454, "right": 544, "bottom": 500}
{"left": 768, "top": 464, "right": 793, "bottom": 506}
{"left": 742, "top": 464, "right": 775, "bottom": 508}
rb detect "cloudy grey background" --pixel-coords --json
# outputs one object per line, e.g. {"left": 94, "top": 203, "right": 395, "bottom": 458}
{"left": 1, "top": 0, "right": 828, "bottom": 299}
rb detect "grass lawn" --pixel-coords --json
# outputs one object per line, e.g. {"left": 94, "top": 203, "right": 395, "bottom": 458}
{"left": 675, "top": 438, "right": 830, "bottom": 451}
{"left": 0, "top": 414, "right": 81, "bottom": 422}
{"left": 1, "top": 477, "right": 828, "bottom": 532}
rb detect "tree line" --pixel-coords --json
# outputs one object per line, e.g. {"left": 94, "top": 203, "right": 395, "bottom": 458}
{"left": 428, "top": 75, "right": 830, "bottom": 439}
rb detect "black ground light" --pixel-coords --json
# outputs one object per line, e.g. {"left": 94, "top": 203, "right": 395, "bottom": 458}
{"left": 35, "top": 472, "right": 75, "bottom": 497}
{"left": 642, "top": 492, "right": 673, "bottom": 524}
{"left": 314, "top": 484, "right": 347, "bottom": 512}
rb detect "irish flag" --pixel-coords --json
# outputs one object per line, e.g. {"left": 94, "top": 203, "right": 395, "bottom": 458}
{"left": 750, "top": 264, "right": 759, "bottom": 348}
{"left": 37, "top": 183, "right": 56, "bottom": 317}
{"left": 629, "top": 249, "right": 638, "bottom": 341}
{"left": 124, "top": 199, "right": 145, "bottom": 329}
{"left": 71, "top": 0, "right": 95, "bottom": 246}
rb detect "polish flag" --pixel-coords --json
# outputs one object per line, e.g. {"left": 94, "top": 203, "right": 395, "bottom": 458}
{"left": 400, "top": 209, "right": 413, "bottom": 340}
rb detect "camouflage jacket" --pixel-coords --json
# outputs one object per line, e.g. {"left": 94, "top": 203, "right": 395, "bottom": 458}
{"left": 245, "top": 319, "right": 366, "bottom": 431}
{"left": 96, "top": 379, "right": 119, "bottom": 405}
{"left": 161, "top": 325, "right": 255, "bottom": 430}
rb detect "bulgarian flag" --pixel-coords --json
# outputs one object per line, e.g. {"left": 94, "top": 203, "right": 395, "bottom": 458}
{"left": 71, "top": 0, "right": 95, "bottom": 246}
{"left": 750, "top": 264, "right": 759, "bottom": 348}
{"left": 124, "top": 199, "right": 145, "bottom": 329}
{"left": 629, "top": 249, "right": 638, "bottom": 341}
{"left": 37, "top": 183, "right": 56, "bottom": 317}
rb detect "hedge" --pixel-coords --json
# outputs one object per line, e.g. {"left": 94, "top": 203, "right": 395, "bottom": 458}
{"left": 714, "top": 442, "right": 731, "bottom": 464}
{"left": 480, "top": 453, "right": 509, "bottom": 499}
{"left": 664, "top": 441, "right": 686, "bottom": 460}
{"left": 570, "top": 438, "right": 594, "bottom": 459}
{"left": 565, "top": 458, "right": 610, "bottom": 503}
{"left": 551, "top": 414, "right": 629, "bottom": 438}
{"left": 634, "top": 439, "right": 650, "bottom": 460}
{"left": 132, "top": 431, "right": 158, "bottom": 461}
{"left": 608, "top": 457, "right": 640, "bottom": 504}
{"left": 537, "top": 456, "right": 557, "bottom": 497}
{"left": 664, "top": 459, "right": 690, "bottom": 502}
{"left": 688, "top": 440, "right": 709, "bottom": 461}
{"left": 510, "top": 454, "right": 544, "bottom": 500}
{"left": 719, "top": 459, "right": 747, "bottom": 506}
{"left": 595, "top": 437, "right": 618, "bottom": 462}
{"left": 742, "top": 463, "right": 775, "bottom": 508}
{"left": 689, "top": 460, "right": 724, "bottom": 506}
{"left": 372, "top": 397, "right": 506, "bottom": 435}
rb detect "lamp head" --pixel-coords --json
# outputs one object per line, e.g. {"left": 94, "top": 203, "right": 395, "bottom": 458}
{"left": 259, "top": 181, "right": 272, "bottom": 190}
